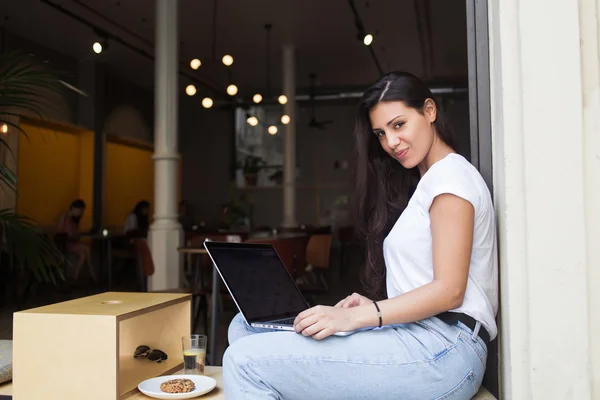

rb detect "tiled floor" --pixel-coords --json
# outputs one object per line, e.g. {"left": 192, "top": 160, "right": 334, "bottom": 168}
{"left": 0, "top": 245, "right": 365, "bottom": 366}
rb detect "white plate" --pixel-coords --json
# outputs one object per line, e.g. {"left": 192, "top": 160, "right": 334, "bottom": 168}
{"left": 138, "top": 374, "right": 217, "bottom": 399}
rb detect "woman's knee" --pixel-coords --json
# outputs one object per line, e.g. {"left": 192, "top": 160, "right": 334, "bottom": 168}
{"left": 228, "top": 313, "right": 249, "bottom": 345}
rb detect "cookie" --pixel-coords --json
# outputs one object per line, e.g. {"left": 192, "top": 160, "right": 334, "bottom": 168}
{"left": 160, "top": 378, "right": 196, "bottom": 393}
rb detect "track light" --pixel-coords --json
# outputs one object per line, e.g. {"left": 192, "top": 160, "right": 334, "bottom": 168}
{"left": 268, "top": 125, "right": 278, "bottom": 135}
{"left": 278, "top": 95, "right": 288, "bottom": 105}
{"left": 363, "top": 34, "right": 373, "bottom": 46}
{"left": 253, "top": 94, "right": 263, "bottom": 104}
{"left": 281, "top": 115, "right": 290, "bottom": 124}
{"left": 92, "top": 42, "right": 103, "bottom": 54}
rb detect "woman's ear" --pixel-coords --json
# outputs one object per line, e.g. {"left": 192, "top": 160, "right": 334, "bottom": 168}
{"left": 423, "top": 98, "right": 437, "bottom": 123}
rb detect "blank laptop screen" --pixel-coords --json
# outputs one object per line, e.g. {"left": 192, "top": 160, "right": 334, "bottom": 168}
{"left": 204, "top": 242, "right": 308, "bottom": 322}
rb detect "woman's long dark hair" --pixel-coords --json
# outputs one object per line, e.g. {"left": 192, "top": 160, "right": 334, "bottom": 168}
{"left": 354, "top": 71, "right": 456, "bottom": 299}
{"left": 133, "top": 200, "right": 150, "bottom": 232}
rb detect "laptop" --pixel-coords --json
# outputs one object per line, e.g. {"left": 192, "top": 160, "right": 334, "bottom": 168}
{"left": 203, "top": 240, "right": 366, "bottom": 337}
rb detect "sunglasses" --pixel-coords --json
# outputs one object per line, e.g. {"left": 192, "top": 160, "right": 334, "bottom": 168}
{"left": 134, "top": 345, "right": 168, "bottom": 363}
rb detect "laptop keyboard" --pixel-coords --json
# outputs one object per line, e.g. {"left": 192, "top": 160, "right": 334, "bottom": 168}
{"left": 275, "top": 317, "right": 295, "bottom": 325}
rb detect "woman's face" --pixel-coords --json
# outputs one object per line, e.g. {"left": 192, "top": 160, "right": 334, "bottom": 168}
{"left": 70, "top": 207, "right": 84, "bottom": 218}
{"left": 369, "top": 100, "right": 437, "bottom": 171}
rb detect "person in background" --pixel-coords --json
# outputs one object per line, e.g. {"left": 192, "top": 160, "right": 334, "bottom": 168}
{"left": 178, "top": 200, "right": 197, "bottom": 231}
{"left": 57, "top": 199, "right": 97, "bottom": 281}
{"left": 124, "top": 200, "right": 150, "bottom": 238}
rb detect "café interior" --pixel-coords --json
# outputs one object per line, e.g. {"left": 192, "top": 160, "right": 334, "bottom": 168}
{"left": 0, "top": 0, "right": 496, "bottom": 398}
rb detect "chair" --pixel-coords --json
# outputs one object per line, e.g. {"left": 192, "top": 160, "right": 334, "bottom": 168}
{"left": 297, "top": 234, "right": 333, "bottom": 303}
{"left": 131, "top": 239, "right": 154, "bottom": 292}
{"left": 185, "top": 234, "right": 243, "bottom": 333}
{"left": 245, "top": 236, "right": 309, "bottom": 277}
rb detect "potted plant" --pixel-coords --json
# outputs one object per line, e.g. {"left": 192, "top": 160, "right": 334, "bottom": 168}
{"left": 0, "top": 51, "right": 68, "bottom": 284}
{"left": 243, "top": 155, "right": 266, "bottom": 186}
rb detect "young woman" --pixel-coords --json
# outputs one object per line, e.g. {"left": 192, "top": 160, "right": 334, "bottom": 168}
{"left": 57, "top": 199, "right": 96, "bottom": 281}
{"left": 223, "top": 72, "right": 498, "bottom": 399}
{"left": 123, "top": 200, "right": 150, "bottom": 238}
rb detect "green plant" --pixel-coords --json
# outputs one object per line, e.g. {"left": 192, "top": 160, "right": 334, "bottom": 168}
{"left": 242, "top": 155, "right": 266, "bottom": 175}
{"left": 0, "top": 51, "right": 67, "bottom": 282}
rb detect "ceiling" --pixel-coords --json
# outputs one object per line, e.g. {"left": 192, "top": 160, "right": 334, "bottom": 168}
{"left": 0, "top": 0, "right": 468, "bottom": 99}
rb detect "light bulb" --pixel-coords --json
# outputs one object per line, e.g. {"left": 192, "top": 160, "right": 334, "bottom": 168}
{"left": 185, "top": 84, "right": 197, "bottom": 96}
{"left": 363, "top": 34, "right": 374, "bottom": 46}
{"left": 227, "top": 84, "right": 238, "bottom": 96}
{"left": 190, "top": 58, "right": 201, "bottom": 70}
{"left": 253, "top": 94, "right": 263, "bottom": 104}
{"left": 92, "top": 42, "right": 103, "bottom": 54}
{"left": 281, "top": 115, "right": 290, "bottom": 124}
{"left": 222, "top": 54, "right": 234, "bottom": 66}
{"left": 268, "top": 125, "right": 278, "bottom": 135}
{"left": 247, "top": 116, "right": 259, "bottom": 126}
{"left": 202, "top": 97, "right": 214, "bottom": 108}
{"left": 278, "top": 95, "right": 288, "bottom": 105}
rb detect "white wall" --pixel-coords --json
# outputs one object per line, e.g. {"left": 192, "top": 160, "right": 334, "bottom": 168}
{"left": 489, "top": 0, "right": 598, "bottom": 398}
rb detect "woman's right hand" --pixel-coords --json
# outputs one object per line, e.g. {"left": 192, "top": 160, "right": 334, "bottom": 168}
{"left": 335, "top": 292, "right": 373, "bottom": 308}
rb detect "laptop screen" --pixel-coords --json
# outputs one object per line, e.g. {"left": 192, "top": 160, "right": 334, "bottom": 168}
{"left": 204, "top": 242, "right": 309, "bottom": 322}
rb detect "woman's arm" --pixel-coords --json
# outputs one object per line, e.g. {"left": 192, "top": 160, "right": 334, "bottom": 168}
{"left": 57, "top": 214, "right": 66, "bottom": 232}
{"left": 294, "top": 193, "right": 474, "bottom": 339}
{"left": 354, "top": 193, "right": 474, "bottom": 326}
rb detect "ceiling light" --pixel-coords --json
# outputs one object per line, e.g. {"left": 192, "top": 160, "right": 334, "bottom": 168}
{"left": 278, "top": 95, "right": 288, "bottom": 105}
{"left": 1, "top": 124, "right": 7, "bottom": 134}
{"left": 185, "top": 85, "right": 197, "bottom": 96}
{"left": 253, "top": 94, "right": 263, "bottom": 104}
{"left": 268, "top": 125, "right": 278, "bottom": 135}
{"left": 190, "top": 58, "right": 201, "bottom": 70}
{"left": 281, "top": 115, "right": 290, "bottom": 124}
{"left": 222, "top": 55, "right": 234, "bottom": 66}
{"left": 92, "top": 42, "right": 103, "bottom": 54}
{"left": 227, "top": 84, "right": 238, "bottom": 96}
{"left": 202, "top": 97, "right": 213, "bottom": 108}
{"left": 247, "top": 116, "right": 259, "bottom": 126}
{"left": 363, "top": 34, "right": 374, "bottom": 46}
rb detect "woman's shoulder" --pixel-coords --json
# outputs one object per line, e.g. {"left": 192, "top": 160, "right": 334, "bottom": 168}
{"left": 415, "top": 153, "right": 489, "bottom": 210}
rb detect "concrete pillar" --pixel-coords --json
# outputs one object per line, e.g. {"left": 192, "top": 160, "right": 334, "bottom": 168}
{"left": 282, "top": 45, "right": 297, "bottom": 228}
{"left": 489, "top": 0, "right": 594, "bottom": 398}
{"left": 148, "top": 0, "right": 183, "bottom": 290}
{"left": 578, "top": 0, "right": 600, "bottom": 396}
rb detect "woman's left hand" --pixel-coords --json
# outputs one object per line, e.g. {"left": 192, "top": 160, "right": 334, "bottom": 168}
{"left": 293, "top": 305, "right": 358, "bottom": 340}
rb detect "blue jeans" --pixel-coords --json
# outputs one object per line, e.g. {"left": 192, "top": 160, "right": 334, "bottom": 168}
{"left": 223, "top": 313, "right": 487, "bottom": 399}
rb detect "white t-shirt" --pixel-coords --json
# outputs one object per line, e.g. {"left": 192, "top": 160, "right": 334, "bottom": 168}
{"left": 124, "top": 213, "right": 138, "bottom": 234}
{"left": 383, "top": 153, "right": 498, "bottom": 340}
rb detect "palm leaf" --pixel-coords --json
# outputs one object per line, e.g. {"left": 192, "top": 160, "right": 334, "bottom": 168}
{"left": 0, "top": 210, "right": 66, "bottom": 282}
{"left": 0, "top": 51, "right": 70, "bottom": 282}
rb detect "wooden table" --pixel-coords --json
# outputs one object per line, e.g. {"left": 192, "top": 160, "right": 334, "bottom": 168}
{"left": 178, "top": 247, "right": 220, "bottom": 367}
{"left": 0, "top": 366, "right": 225, "bottom": 399}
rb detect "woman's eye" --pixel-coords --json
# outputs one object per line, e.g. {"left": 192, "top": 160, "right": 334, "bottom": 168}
{"left": 374, "top": 131, "right": 385, "bottom": 137}
{"left": 394, "top": 122, "right": 404, "bottom": 129}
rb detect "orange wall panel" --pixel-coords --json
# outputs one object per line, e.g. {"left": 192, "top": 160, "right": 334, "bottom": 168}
{"left": 17, "top": 123, "right": 94, "bottom": 230}
{"left": 105, "top": 142, "right": 154, "bottom": 229}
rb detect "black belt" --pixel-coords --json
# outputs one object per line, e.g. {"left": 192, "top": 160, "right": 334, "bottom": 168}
{"left": 437, "top": 312, "right": 490, "bottom": 344}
